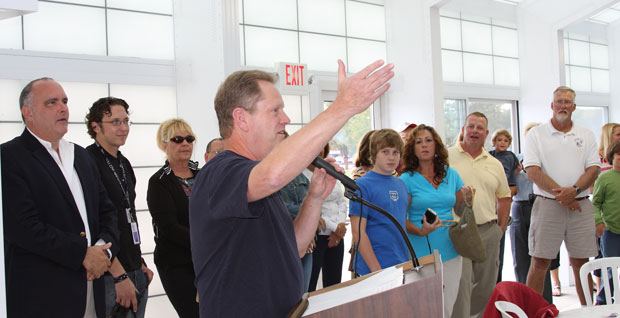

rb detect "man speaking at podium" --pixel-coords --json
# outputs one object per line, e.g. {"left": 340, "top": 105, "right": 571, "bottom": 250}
{"left": 189, "top": 60, "right": 394, "bottom": 317}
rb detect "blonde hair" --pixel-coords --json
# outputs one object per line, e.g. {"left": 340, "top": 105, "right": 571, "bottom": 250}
{"left": 599, "top": 123, "right": 620, "bottom": 159}
{"left": 524, "top": 122, "right": 541, "bottom": 135}
{"left": 156, "top": 118, "right": 196, "bottom": 151}
{"left": 491, "top": 129, "right": 512, "bottom": 146}
{"left": 369, "top": 129, "right": 403, "bottom": 164}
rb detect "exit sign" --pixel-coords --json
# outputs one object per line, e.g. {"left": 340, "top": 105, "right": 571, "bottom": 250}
{"left": 276, "top": 62, "right": 309, "bottom": 94}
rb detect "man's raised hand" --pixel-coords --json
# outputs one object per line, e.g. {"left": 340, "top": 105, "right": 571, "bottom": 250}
{"left": 334, "top": 59, "right": 394, "bottom": 117}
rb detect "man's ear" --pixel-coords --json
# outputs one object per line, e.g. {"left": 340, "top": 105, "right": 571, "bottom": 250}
{"left": 232, "top": 107, "right": 250, "bottom": 132}
{"left": 91, "top": 122, "right": 101, "bottom": 134}
{"left": 21, "top": 106, "right": 33, "bottom": 123}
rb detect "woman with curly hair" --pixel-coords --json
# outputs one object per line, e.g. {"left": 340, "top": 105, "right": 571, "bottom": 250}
{"left": 399, "top": 124, "right": 472, "bottom": 318}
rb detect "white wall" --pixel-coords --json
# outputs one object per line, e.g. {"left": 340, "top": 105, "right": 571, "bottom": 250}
{"left": 610, "top": 21, "right": 620, "bottom": 123}
{"left": 383, "top": 0, "right": 446, "bottom": 135}
{"left": 172, "top": 0, "right": 238, "bottom": 164}
{"left": 517, "top": 0, "right": 617, "bottom": 133}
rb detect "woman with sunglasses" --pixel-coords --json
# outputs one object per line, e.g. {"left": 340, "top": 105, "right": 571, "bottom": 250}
{"left": 147, "top": 118, "right": 199, "bottom": 317}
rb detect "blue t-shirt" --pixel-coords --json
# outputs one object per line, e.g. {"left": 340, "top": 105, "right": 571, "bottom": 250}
{"left": 189, "top": 151, "right": 303, "bottom": 318}
{"left": 489, "top": 149, "right": 519, "bottom": 186}
{"left": 349, "top": 170, "right": 409, "bottom": 275}
{"left": 400, "top": 167, "right": 464, "bottom": 262}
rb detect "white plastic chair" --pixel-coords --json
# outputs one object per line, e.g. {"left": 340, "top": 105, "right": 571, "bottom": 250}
{"left": 494, "top": 300, "right": 527, "bottom": 318}
{"left": 579, "top": 257, "right": 620, "bottom": 306}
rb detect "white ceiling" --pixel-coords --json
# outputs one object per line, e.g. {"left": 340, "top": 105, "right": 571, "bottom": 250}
{"left": 588, "top": 3, "right": 620, "bottom": 24}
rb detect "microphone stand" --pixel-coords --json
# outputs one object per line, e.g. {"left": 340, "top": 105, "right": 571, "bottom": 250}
{"left": 345, "top": 189, "right": 421, "bottom": 270}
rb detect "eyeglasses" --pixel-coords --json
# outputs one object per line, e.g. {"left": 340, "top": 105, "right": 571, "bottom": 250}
{"left": 101, "top": 119, "right": 131, "bottom": 127}
{"left": 170, "top": 135, "right": 195, "bottom": 144}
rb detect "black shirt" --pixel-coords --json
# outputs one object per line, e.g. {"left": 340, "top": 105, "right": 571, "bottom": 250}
{"left": 190, "top": 151, "right": 304, "bottom": 317}
{"left": 87, "top": 143, "right": 142, "bottom": 272}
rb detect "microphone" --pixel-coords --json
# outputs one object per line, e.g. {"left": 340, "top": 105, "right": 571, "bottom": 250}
{"left": 311, "top": 156, "right": 360, "bottom": 191}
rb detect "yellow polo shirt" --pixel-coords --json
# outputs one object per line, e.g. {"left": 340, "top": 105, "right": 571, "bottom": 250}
{"left": 448, "top": 142, "right": 511, "bottom": 224}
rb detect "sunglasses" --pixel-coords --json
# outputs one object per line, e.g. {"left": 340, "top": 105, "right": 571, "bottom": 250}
{"left": 170, "top": 135, "right": 195, "bottom": 144}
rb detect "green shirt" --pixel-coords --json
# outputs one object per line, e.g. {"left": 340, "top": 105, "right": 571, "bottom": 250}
{"left": 593, "top": 169, "right": 620, "bottom": 233}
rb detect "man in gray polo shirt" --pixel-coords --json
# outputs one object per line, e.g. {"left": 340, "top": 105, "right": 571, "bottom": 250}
{"left": 523, "top": 86, "right": 600, "bottom": 305}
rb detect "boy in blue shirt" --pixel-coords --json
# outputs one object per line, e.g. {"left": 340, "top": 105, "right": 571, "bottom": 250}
{"left": 349, "top": 129, "right": 409, "bottom": 276}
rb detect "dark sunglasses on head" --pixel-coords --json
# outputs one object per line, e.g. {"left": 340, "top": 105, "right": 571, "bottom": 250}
{"left": 170, "top": 135, "right": 195, "bottom": 144}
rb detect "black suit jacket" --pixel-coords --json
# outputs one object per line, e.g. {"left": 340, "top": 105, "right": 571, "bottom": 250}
{"left": 1, "top": 129, "right": 119, "bottom": 317}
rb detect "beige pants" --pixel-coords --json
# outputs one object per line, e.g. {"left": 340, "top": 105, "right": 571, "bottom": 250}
{"left": 443, "top": 256, "right": 463, "bottom": 318}
{"left": 451, "top": 221, "right": 503, "bottom": 318}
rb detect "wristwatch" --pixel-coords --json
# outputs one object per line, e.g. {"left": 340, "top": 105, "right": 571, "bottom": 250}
{"left": 573, "top": 185, "right": 582, "bottom": 195}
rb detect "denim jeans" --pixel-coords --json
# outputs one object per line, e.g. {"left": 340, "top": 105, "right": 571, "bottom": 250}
{"left": 104, "top": 268, "right": 149, "bottom": 318}
{"left": 301, "top": 253, "right": 313, "bottom": 293}
{"left": 596, "top": 230, "right": 620, "bottom": 304}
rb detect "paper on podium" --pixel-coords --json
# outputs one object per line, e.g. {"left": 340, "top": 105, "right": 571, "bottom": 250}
{"left": 302, "top": 266, "right": 404, "bottom": 316}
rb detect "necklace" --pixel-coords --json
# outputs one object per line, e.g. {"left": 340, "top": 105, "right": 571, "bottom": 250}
{"left": 418, "top": 169, "right": 440, "bottom": 188}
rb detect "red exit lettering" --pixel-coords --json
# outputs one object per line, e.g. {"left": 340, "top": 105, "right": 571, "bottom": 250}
{"left": 285, "top": 64, "right": 305, "bottom": 86}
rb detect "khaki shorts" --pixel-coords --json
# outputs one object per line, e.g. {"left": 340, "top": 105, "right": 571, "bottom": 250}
{"left": 529, "top": 197, "right": 597, "bottom": 259}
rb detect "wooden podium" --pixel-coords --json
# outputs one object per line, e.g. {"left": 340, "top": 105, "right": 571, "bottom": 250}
{"left": 288, "top": 251, "right": 444, "bottom": 318}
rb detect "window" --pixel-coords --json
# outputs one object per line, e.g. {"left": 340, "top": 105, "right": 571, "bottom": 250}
{"left": 240, "top": 0, "right": 384, "bottom": 159}
{"left": 439, "top": 10, "right": 519, "bottom": 86}
{"left": 240, "top": 0, "right": 386, "bottom": 73}
{"left": 1, "top": 0, "right": 174, "bottom": 60}
{"left": 283, "top": 95, "right": 311, "bottom": 134}
{"left": 443, "top": 98, "right": 518, "bottom": 152}
{"left": 443, "top": 99, "right": 466, "bottom": 147}
{"left": 573, "top": 106, "right": 608, "bottom": 143}
{"left": 324, "top": 100, "right": 374, "bottom": 172}
{"left": 563, "top": 32, "right": 609, "bottom": 93}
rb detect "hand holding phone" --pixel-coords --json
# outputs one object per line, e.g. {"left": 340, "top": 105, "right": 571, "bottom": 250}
{"left": 423, "top": 208, "right": 438, "bottom": 224}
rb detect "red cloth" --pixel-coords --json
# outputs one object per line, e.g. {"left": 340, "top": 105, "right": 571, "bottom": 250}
{"left": 482, "top": 281, "right": 559, "bottom": 318}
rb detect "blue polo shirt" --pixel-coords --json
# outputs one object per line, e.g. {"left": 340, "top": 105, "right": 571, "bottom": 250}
{"left": 349, "top": 171, "right": 409, "bottom": 275}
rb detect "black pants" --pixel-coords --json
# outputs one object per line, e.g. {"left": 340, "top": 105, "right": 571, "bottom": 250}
{"left": 510, "top": 199, "right": 554, "bottom": 303}
{"left": 498, "top": 232, "right": 506, "bottom": 283}
{"left": 156, "top": 262, "right": 199, "bottom": 318}
{"left": 308, "top": 235, "right": 344, "bottom": 292}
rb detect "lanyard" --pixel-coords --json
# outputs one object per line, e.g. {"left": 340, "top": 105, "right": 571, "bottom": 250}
{"left": 95, "top": 142, "right": 134, "bottom": 222}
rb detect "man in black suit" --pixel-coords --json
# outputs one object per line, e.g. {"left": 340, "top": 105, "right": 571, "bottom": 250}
{"left": 1, "top": 77, "right": 119, "bottom": 317}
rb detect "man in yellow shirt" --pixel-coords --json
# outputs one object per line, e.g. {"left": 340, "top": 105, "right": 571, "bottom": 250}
{"left": 449, "top": 112, "right": 512, "bottom": 318}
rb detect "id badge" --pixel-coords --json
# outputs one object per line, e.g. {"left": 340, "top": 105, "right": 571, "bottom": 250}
{"left": 131, "top": 222, "right": 141, "bottom": 245}
{"left": 125, "top": 208, "right": 132, "bottom": 223}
